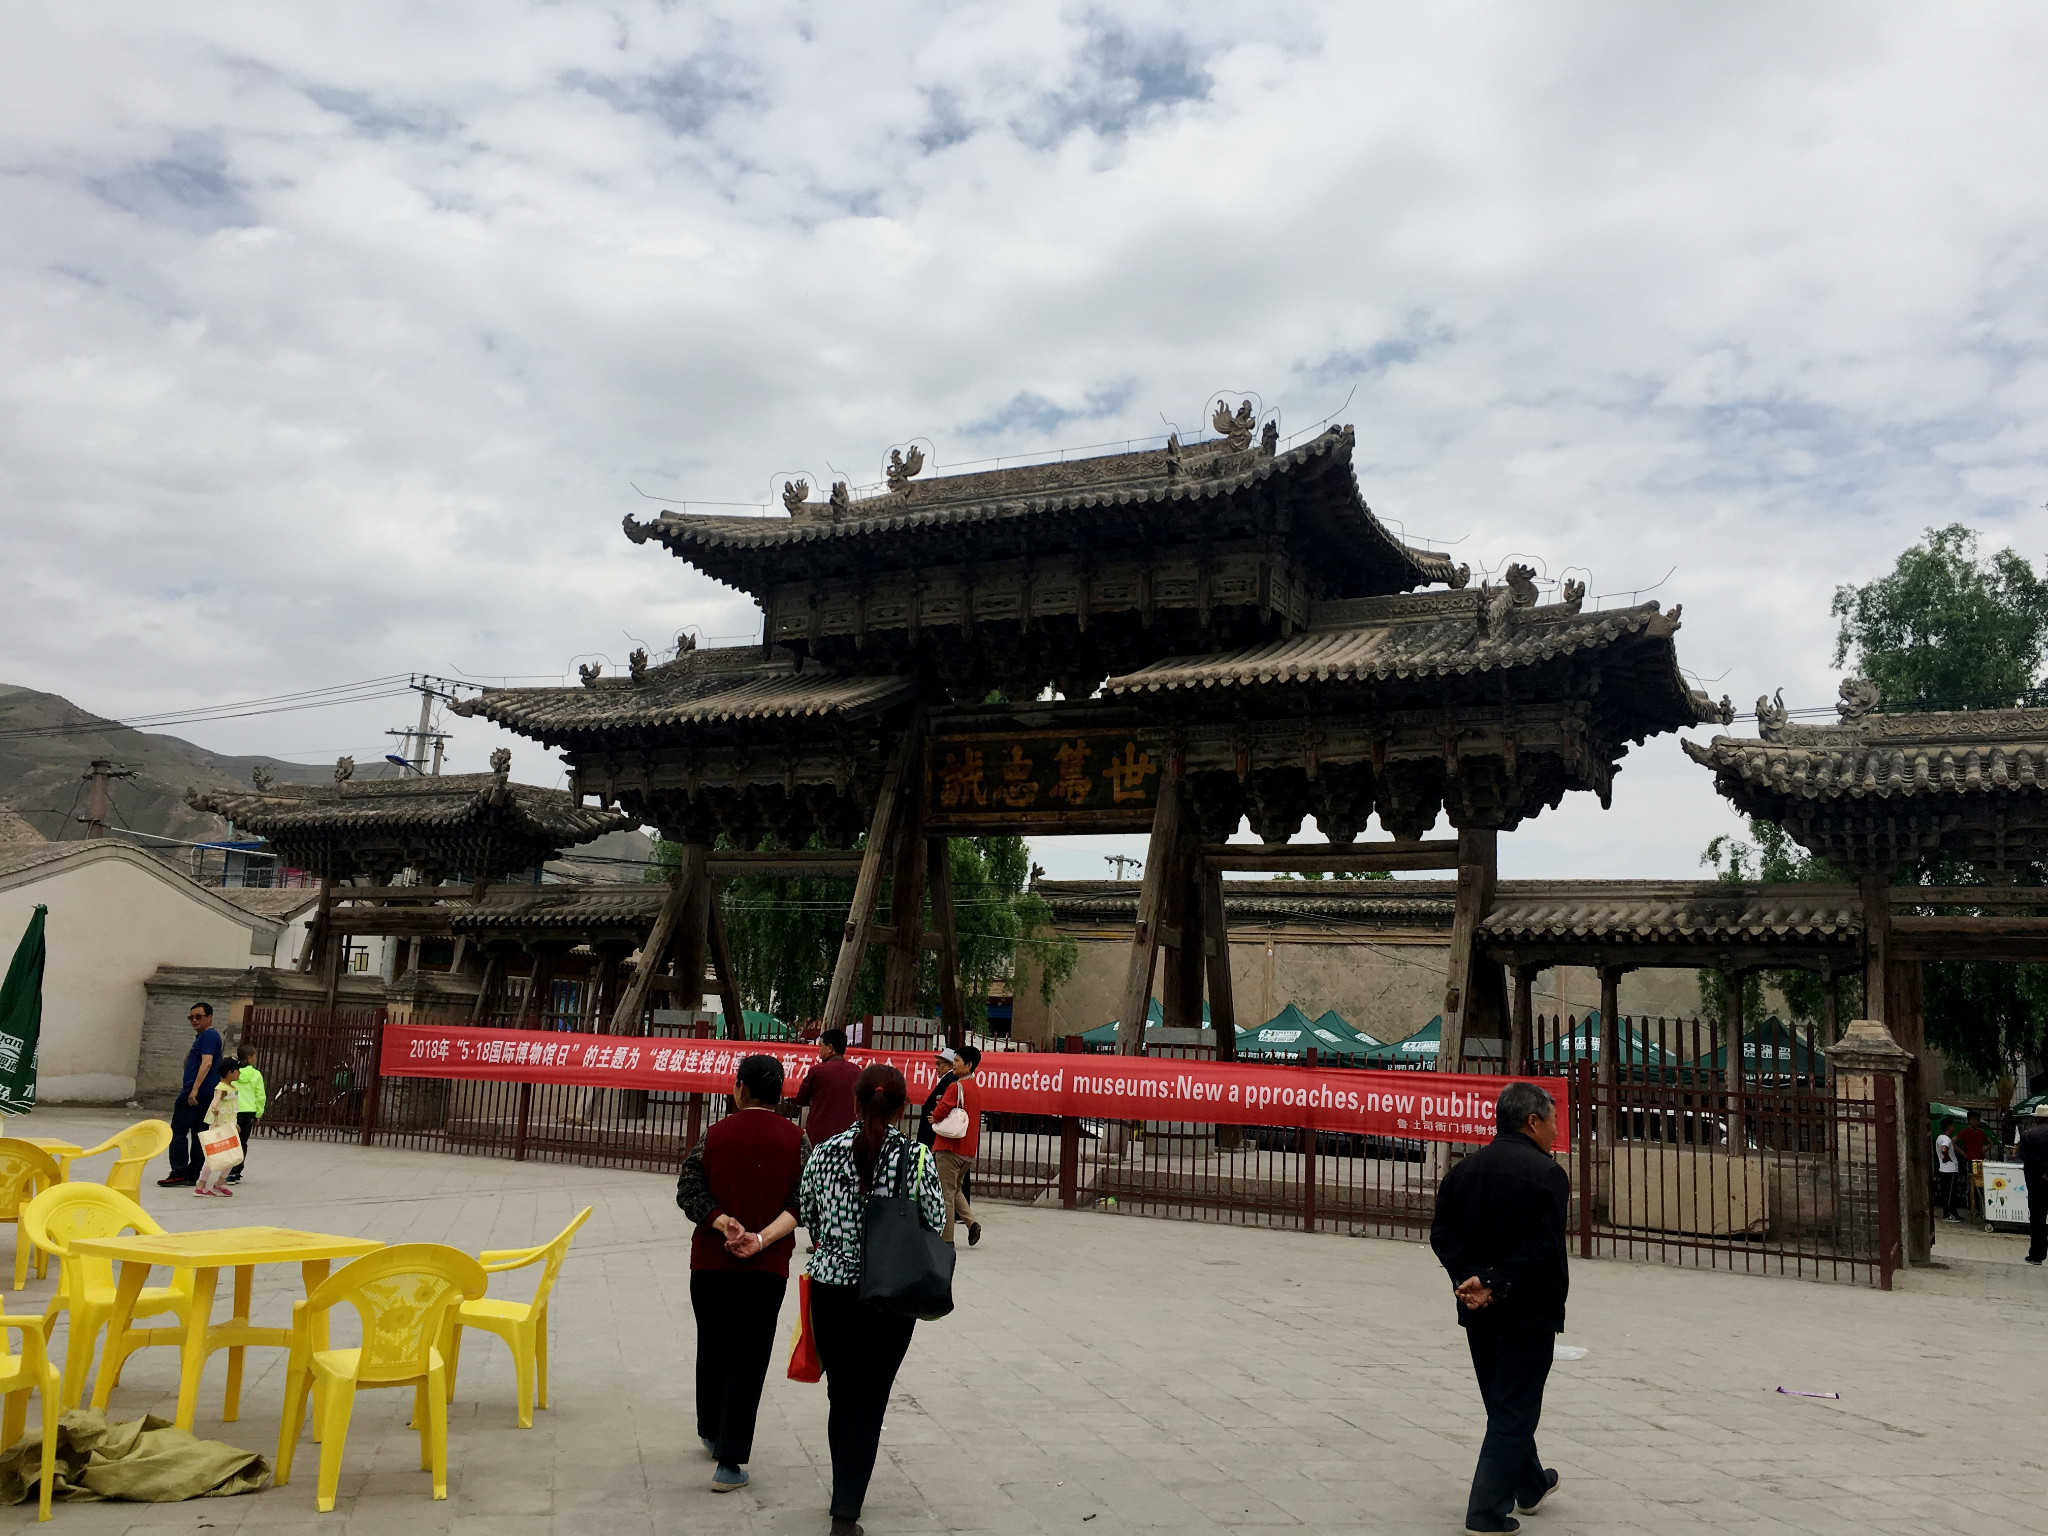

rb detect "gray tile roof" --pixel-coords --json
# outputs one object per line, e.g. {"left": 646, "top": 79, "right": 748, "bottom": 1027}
{"left": 1683, "top": 708, "right": 2048, "bottom": 803}
{"left": 188, "top": 772, "right": 631, "bottom": 846}
{"left": 451, "top": 646, "right": 919, "bottom": 745}
{"left": 623, "top": 428, "right": 1461, "bottom": 596}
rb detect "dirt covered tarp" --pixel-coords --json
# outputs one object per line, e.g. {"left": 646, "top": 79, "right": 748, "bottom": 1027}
{"left": 0, "top": 1409, "right": 270, "bottom": 1505}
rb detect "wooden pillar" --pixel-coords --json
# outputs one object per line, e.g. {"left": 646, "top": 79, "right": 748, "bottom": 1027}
{"left": 299, "top": 874, "right": 334, "bottom": 973}
{"left": 823, "top": 730, "right": 918, "bottom": 1033}
{"left": 927, "top": 836, "right": 965, "bottom": 1049}
{"left": 1201, "top": 866, "right": 1237, "bottom": 1060}
{"left": 1722, "top": 967, "right": 1746, "bottom": 1149}
{"left": 1439, "top": 826, "right": 1499, "bottom": 1074}
{"left": 468, "top": 947, "right": 503, "bottom": 1024}
{"left": 609, "top": 852, "right": 697, "bottom": 1033}
{"left": 1859, "top": 874, "right": 1891, "bottom": 1032}
{"left": 1890, "top": 955, "right": 1933, "bottom": 1265}
{"left": 883, "top": 778, "right": 928, "bottom": 1015}
{"left": 672, "top": 848, "right": 714, "bottom": 1017}
{"left": 1160, "top": 819, "right": 1204, "bottom": 1031}
{"left": 523, "top": 946, "right": 559, "bottom": 1029}
{"left": 1823, "top": 966, "right": 1840, "bottom": 1044}
{"left": 1115, "top": 774, "right": 1184, "bottom": 1055}
{"left": 707, "top": 892, "right": 748, "bottom": 1041}
{"left": 1510, "top": 965, "right": 1536, "bottom": 1074}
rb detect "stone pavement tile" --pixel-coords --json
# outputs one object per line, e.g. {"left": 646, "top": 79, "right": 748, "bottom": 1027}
{"left": 11, "top": 1106, "right": 2048, "bottom": 1536}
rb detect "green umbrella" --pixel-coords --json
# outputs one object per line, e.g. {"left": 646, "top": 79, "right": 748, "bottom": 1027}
{"left": 0, "top": 905, "right": 46, "bottom": 1115}
{"left": 714, "top": 1009, "right": 788, "bottom": 1040}
{"left": 1083, "top": 997, "right": 1209, "bottom": 1047}
{"left": 1240, "top": 1004, "right": 1369, "bottom": 1062}
{"left": 1696, "top": 1017, "right": 1828, "bottom": 1076}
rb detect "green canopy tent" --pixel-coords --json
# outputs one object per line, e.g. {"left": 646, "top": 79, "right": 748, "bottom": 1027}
{"left": 714, "top": 1009, "right": 790, "bottom": 1041}
{"left": 1534, "top": 1009, "right": 1676, "bottom": 1069}
{"left": 1313, "top": 1008, "right": 1383, "bottom": 1050}
{"left": 0, "top": 905, "right": 46, "bottom": 1117}
{"left": 1365, "top": 1017, "right": 1443, "bottom": 1071}
{"left": 1237, "top": 1003, "right": 1371, "bottom": 1063}
{"left": 1696, "top": 1017, "right": 1829, "bottom": 1079}
{"left": 1081, "top": 998, "right": 1208, "bottom": 1049}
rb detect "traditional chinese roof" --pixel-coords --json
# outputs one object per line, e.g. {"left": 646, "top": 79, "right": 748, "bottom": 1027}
{"left": 186, "top": 765, "right": 634, "bottom": 882}
{"left": 623, "top": 427, "right": 1459, "bottom": 599}
{"left": 447, "top": 885, "right": 666, "bottom": 939}
{"left": 450, "top": 645, "right": 918, "bottom": 750}
{"left": 1683, "top": 702, "right": 2048, "bottom": 874}
{"left": 1104, "top": 593, "right": 1720, "bottom": 742}
{"left": 1481, "top": 881, "right": 1860, "bottom": 948}
{"left": 1037, "top": 877, "right": 1456, "bottom": 927}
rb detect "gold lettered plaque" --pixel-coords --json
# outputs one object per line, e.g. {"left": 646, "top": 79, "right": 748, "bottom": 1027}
{"left": 925, "top": 731, "right": 1161, "bottom": 829}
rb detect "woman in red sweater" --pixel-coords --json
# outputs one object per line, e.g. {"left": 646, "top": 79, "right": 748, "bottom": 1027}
{"left": 676, "top": 1053, "right": 807, "bottom": 1493}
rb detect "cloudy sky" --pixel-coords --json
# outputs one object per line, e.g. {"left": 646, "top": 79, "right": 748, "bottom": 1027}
{"left": 6, "top": 3, "right": 2047, "bottom": 879}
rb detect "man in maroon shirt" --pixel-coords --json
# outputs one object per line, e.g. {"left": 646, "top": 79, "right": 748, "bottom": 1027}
{"left": 785, "top": 1027, "right": 862, "bottom": 1146}
{"left": 677, "top": 1054, "right": 806, "bottom": 1493}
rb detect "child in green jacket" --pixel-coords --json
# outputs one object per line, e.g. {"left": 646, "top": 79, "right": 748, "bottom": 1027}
{"left": 227, "top": 1048, "right": 267, "bottom": 1184}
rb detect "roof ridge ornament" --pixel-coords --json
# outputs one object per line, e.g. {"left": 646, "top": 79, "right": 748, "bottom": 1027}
{"left": 1757, "top": 688, "right": 1789, "bottom": 741}
{"left": 1838, "top": 676, "right": 1880, "bottom": 721}
{"left": 1212, "top": 399, "right": 1256, "bottom": 451}
{"left": 781, "top": 479, "right": 809, "bottom": 514}
{"left": 1560, "top": 578, "right": 1586, "bottom": 615}
{"left": 629, "top": 648, "right": 650, "bottom": 682}
{"left": 579, "top": 662, "right": 602, "bottom": 688}
{"left": 251, "top": 764, "right": 273, "bottom": 790}
{"left": 829, "top": 481, "right": 851, "bottom": 520}
{"left": 334, "top": 755, "right": 354, "bottom": 785}
{"left": 886, "top": 446, "right": 925, "bottom": 490}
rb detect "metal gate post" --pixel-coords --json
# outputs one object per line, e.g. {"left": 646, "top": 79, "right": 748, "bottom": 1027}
{"left": 513, "top": 1081, "right": 533, "bottom": 1162}
{"left": 1059, "top": 1034, "right": 1081, "bottom": 1209}
{"left": 1875, "top": 1074, "right": 1901, "bottom": 1290}
{"left": 1575, "top": 1060, "right": 1594, "bottom": 1259}
{"left": 1301, "top": 1048, "right": 1318, "bottom": 1233}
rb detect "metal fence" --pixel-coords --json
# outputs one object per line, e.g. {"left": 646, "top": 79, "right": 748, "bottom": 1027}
{"left": 241, "top": 1006, "right": 1899, "bottom": 1287}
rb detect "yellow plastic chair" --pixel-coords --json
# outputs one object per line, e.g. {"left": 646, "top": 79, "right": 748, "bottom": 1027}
{"left": 441, "top": 1206, "right": 592, "bottom": 1428}
{"left": 276, "top": 1243, "right": 487, "bottom": 1512}
{"left": 20, "top": 1184, "right": 196, "bottom": 1410}
{"left": 73, "top": 1120, "right": 174, "bottom": 1199}
{"left": 0, "top": 1143, "right": 62, "bottom": 1291}
{"left": 0, "top": 1307, "right": 59, "bottom": 1520}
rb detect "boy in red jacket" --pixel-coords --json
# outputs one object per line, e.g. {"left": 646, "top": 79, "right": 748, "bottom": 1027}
{"left": 931, "top": 1045, "right": 982, "bottom": 1246}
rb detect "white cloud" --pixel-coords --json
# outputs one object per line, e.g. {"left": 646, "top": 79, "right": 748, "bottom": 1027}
{"left": 4, "top": 3, "right": 2047, "bottom": 875}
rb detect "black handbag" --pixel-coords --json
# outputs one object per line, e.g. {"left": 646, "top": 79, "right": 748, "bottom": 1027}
{"left": 858, "top": 1138, "right": 956, "bottom": 1320}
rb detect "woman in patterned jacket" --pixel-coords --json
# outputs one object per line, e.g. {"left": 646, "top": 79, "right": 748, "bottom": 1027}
{"left": 797, "top": 1062, "right": 945, "bottom": 1536}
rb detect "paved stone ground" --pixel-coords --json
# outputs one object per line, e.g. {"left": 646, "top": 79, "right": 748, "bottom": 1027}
{"left": 7, "top": 1106, "right": 2044, "bottom": 1536}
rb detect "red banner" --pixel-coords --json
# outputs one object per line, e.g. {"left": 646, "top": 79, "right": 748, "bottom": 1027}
{"left": 381, "top": 1023, "right": 1565, "bottom": 1147}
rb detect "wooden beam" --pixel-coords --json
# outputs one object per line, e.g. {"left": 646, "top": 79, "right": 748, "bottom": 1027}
{"left": 707, "top": 894, "right": 747, "bottom": 1041}
{"left": 299, "top": 874, "right": 334, "bottom": 973}
{"left": 1894, "top": 933, "right": 2048, "bottom": 961}
{"left": 1510, "top": 964, "right": 1536, "bottom": 1075}
{"left": 1438, "top": 827, "right": 1497, "bottom": 1075}
{"left": 1115, "top": 776, "right": 1184, "bottom": 1055}
{"left": 1201, "top": 840, "right": 1461, "bottom": 873}
{"left": 927, "top": 835, "right": 965, "bottom": 1050}
{"left": 609, "top": 851, "right": 698, "bottom": 1032}
{"left": 1201, "top": 865, "right": 1237, "bottom": 1059}
{"left": 1860, "top": 874, "right": 1891, "bottom": 1032}
{"left": 328, "top": 883, "right": 489, "bottom": 904}
{"left": 468, "top": 947, "right": 502, "bottom": 1024}
{"left": 1890, "top": 886, "right": 2048, "bottom": 907}
{"left": 1891, "top": 914, "right": 2048, "bottom": 937}
{"left": 823, "top": 729, "right": 920, "bottom": 1032}
{"left": 672, "top": 846, "right": 713, "bottom": 1015}
{"left": 1161, "top": 816, "right": 1204, "bottom": 1030}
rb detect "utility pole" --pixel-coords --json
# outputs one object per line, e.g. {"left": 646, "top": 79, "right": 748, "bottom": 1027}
{"left": 1105, "top": 854, "right": 1142, "bottom": 880}
{"left": 384, "top": 678, "right": 452, "bottom": 776}
{"left": 80, "top": 759, "right": 135, "bottom": 839}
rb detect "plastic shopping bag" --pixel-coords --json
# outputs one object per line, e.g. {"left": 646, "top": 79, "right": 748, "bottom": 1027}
{"left": 199, "top": 1126, "right": 242, "bottom": 1172}
{"left": 786, "top": 1273, "right": 823, "bottom": 1383}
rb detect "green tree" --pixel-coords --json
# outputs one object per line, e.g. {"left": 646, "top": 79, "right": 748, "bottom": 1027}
{"left": 1696, "top": 820, "right": 1860, "bottom": 1028}
{"left": 652, "top": 834, "right": 1075, "bottom": 1032}
{"left": 1831, "top": 523, "right": 2048, "bottom": 711}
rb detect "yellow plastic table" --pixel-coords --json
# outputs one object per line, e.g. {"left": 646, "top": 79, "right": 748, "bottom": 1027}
{"left": 8, "top": 1137, "right": 83, "bottom": 1179}
{"left": 72, "top": 1226, "right": 384, "bottom": 1430}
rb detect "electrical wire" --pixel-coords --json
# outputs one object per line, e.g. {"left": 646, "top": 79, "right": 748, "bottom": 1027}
{"left": 0, "top": 675, "right": 418, "bottom": 740}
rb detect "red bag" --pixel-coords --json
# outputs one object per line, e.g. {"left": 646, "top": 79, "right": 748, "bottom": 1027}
{"left": 786, "top": 1273, "right": 823, "bottom": 1383}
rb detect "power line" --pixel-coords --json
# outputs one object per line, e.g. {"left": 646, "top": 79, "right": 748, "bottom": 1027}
{"left": 0, "top": 675, "right": 419, "bottom": 740}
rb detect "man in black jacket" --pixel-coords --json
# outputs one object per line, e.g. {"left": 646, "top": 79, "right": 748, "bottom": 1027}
{"left": 2022, "top": 1101, "right": 2048, "bottom": 1264}
{"left": 1430, "top": 1081, "right": 1570, "bottom": 1534}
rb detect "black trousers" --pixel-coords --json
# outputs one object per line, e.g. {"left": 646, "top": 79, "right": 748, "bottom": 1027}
{"left": 167, "top": 1100, "right": 207, "bottom": 1180}
{"left": 2028, "top": 1181, "right": 2046, "bottom": 1263}
{"left": 227, "top": 1113, "right": 256, "bottom": 1178}
{"left": 1463, "top": 1328, "right": 1554, "bottom": 1527}
{"left": 809, "top": 1280, "right": 916, "bottom": 1520}
{"left": 690, "top": 1270, "right": 788, "bottom": 1466}
{"left": 1939, "top": 1169, "right": 1961, "bottom": 1219}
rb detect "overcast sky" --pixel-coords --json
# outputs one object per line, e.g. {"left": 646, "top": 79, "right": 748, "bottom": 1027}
{"left": 6, "top": 4, "right": 2047, "bottom": 879}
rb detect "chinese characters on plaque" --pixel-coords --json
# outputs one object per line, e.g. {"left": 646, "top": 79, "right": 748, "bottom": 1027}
{"left": 926, "top": 732, "right": 1160, "bottom": 825}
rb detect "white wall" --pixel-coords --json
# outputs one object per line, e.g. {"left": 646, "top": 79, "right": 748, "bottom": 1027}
{"left": 0, "top": 851, "right": 274, "bottom": 1103}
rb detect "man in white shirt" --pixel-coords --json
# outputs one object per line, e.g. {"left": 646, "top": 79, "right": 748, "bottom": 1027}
{"left": 1936, "top": 1119, "right": 1962, "bottom": 1224}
